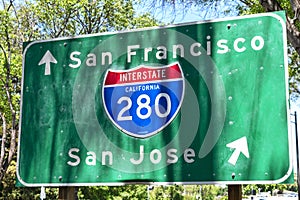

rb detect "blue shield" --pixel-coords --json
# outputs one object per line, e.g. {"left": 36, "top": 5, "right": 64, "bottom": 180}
{"left": 102, "top": 63, "right": 185, "bottom": 138}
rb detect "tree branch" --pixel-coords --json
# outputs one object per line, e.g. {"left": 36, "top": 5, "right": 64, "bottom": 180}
{"left": 259, "top": 0, "right": 300, "bottom": 55}
{"left": 259, "top": 0, "right": 282, "bottom": 11}
{"left": 0, "top": 112, "right": 7, "bottom": 180}
{"left": 286, "top": 15, "right": 300, "bottom": 54}
{"left": 290, "top": 0, "right": 300, "bottom": 21}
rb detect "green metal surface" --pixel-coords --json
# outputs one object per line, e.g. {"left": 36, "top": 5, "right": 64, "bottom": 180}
{"left": 17, "top": 11, "right": 291, "bottom": 186}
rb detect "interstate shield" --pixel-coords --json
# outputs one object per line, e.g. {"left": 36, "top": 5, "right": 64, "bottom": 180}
{"left": 102, "top": 63, "right": 185, "bottom": 138}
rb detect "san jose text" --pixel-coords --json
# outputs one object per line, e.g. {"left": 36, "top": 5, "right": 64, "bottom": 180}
{"left": 67, "top": 145, "right": 198, "bottom": 167}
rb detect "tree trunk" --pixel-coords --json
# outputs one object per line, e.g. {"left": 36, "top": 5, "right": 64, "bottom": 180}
{"left": 228, "top": 185, "right": 242, "bottom": 200}
{"left": 58, "top": 187, "right": 77, "bottom": 200}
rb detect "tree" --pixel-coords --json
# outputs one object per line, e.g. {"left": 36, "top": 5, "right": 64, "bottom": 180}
{"left": 0, "top": 0, "right": 22, "bottom": 182}
{"left": 0, "top": 161, "right": 58, "bottom": 199}
{"left": 144, "top": 0, "right": 300, "bottom": 96}
{"left": 201, "top": 185, "right": 219, "bottom": 200}
{"left": 78, "top": 185, "right": 148, "bottom": 199}
{"left": 0, "top": 1, "right": 157, "bottom": 197}
{"left": 17, "top": 0, "right": 157, "bottom": 39}
{"left": 149, "top": 185, "right": 184, "bottom": 200}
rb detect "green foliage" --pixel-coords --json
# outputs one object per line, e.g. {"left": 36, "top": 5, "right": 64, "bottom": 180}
{"left": 0, "top": 5, "right": 22, "bottom": 122}
{"left": 237, "top": 0, "right": 265, "bottom": 15}
{"left": 78, "top": 185, "right": 148, "bottom": 200}
{"left": 150, "top": 185, "right": 183, "bottom": 199}
{"left": 0, "top": 162, "right": 58, "bottom": 199}
{"left": 289, "top": 46, "right": 300, "bottom": 99}
{"left": 238, "top": 0, "right": 295, "bottom": 19}
{"left": 201, "top": 185, "right": 219, "bottom": 200}
{"left": 146, "top": 185, "right": 228, "bottom": 200}
{"left": 18, "top": 0, "right": 158, "bottom": 39}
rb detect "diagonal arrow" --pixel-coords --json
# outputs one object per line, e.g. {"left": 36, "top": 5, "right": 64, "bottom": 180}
{"left": 38, "top": 50, "right": 57, "bottom": 75}
{"left": 226, "top": 136, "right": 249, "bottom": 166}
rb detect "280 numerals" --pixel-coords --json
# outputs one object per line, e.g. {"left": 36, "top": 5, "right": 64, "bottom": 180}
{"left": 117, "top": 93, "right": 171, "bottom": 121}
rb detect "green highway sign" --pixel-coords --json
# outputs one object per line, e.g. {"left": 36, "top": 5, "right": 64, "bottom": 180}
{"left": 17, "top": 11, "right": 292, "bottom": 186}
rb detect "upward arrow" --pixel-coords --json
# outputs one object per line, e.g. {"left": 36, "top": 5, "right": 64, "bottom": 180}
{"left": 226, "top": 136, "right": 249, "bottom": 166}
{"left": 38, "top": 50, "right": 57, "bottom": 75}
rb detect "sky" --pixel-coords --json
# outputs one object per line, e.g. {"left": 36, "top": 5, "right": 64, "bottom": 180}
{"left": 135, "top": 1, "right": 242, "bottom": 24}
